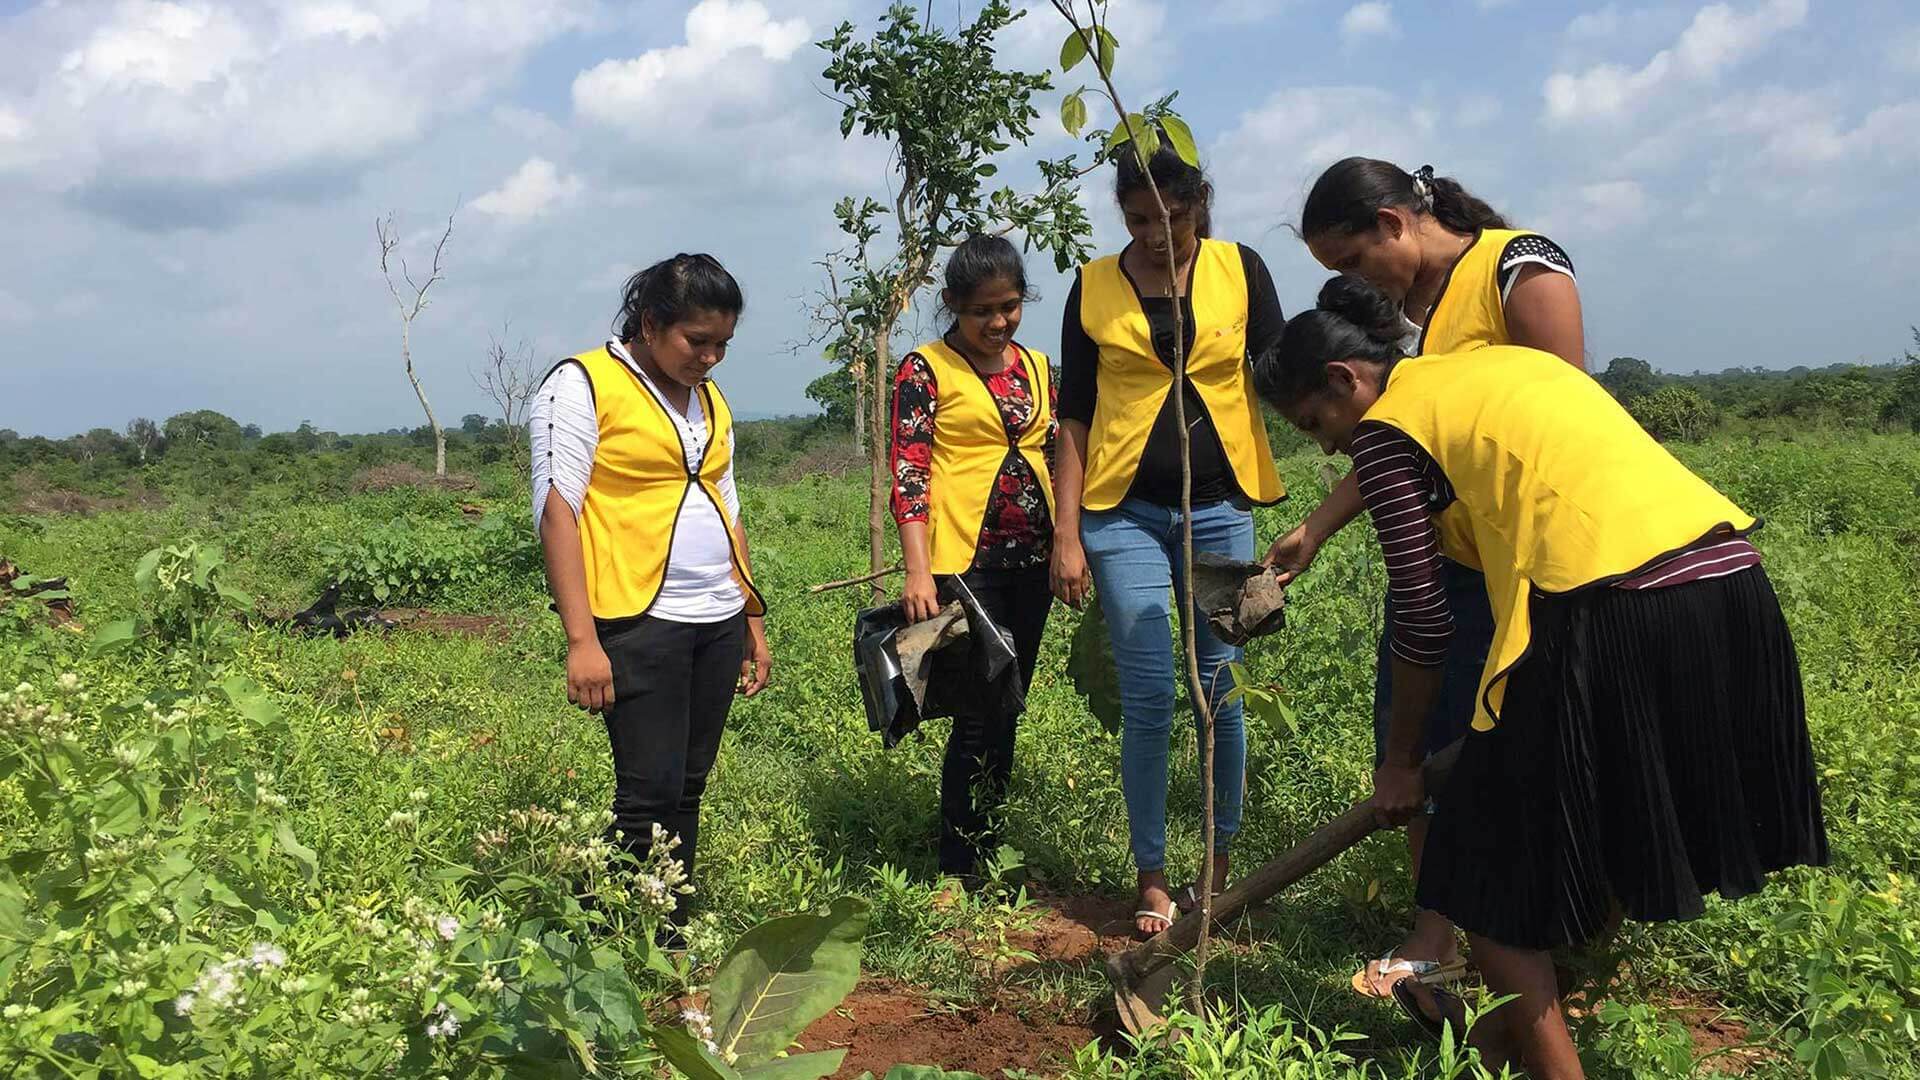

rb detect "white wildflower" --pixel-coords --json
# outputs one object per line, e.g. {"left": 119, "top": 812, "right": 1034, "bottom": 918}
{"left": 56, "top": 672, "right": 81, "bottom": 693}
{"left": 434, "top": 915, "right": 459, "bottom": 942}
{"left": 425, "top": 1002, "right": 460, "bottom": 1040}
{"left": 409, "top": 788, "right": 430, "bottom": 805}
{"left": 174, "top": 993, "right": 196, "bottom": 1016}
{"left": 477, "top": 971, "right": 504, "bottom": 995}
{"left": 386, "top": 810, "right": 417, "bottom": 833}
{"left": 248, "top": 943, "right": 287, "bottom": 969}
{"left": 112, "top": 744, "right": 141, "bottom": 768}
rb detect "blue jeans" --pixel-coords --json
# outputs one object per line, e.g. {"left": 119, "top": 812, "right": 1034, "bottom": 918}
{"left": 1082, "top": 497, "right": 1254, "bottom": 872}
{"left": 1372, "top": 559, "right": 1496, "bottom": 768}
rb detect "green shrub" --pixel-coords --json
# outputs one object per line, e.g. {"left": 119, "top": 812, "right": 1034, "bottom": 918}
{"left": 318, "top": 516, "right": 539, "bottom": 606}
{"left": 1630, "top": 386, "right": 1721, "bottom": 442}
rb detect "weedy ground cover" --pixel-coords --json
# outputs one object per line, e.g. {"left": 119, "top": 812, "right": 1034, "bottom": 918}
{"left": 1, "top": 432, "right": 1915, "bottom": 1078}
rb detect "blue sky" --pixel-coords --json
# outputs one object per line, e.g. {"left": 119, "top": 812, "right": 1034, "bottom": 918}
{"left": 2, "top": 0, "right": 1916, "bottom": 438}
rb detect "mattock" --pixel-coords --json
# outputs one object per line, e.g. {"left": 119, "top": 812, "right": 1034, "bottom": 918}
{"left": 1105, "top": 739, "right": 1463, "bottom": 1035}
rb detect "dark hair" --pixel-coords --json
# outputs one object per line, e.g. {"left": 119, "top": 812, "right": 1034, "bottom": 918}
{"left": 1114, "top": 133, "right": 1213, "bottom": 238}
{"left": 940, "top": 234, "right": 1037, "bottom": 316}
{"left": 1253, "top": 275, "right": 1406, "bottom": 409}
{"left": 1300, "top": 157, "right": 1510, "bottom": 240}
{"left": 613, "top": 253, "right": 744, "bottom": 343}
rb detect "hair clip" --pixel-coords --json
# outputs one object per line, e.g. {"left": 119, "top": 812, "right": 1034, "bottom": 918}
{"left": 1412, "top": 164, "right": 1436, "bottom": 209}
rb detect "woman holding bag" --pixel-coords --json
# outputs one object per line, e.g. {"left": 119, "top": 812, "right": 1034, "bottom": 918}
{"left": 890, "top": 234, "right": 1056, "bottom": 889}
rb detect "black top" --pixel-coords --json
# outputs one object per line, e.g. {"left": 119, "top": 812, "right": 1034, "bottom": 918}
{"left": 1059, "top": 242, "right": 1285, "bottom": 507}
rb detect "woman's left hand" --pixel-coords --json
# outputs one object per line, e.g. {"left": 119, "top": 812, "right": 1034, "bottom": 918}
{"left": 739, "top": 617, "right": 772, "bottom": 697}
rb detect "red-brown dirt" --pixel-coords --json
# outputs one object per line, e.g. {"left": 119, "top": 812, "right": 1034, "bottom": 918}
{"left": 796, "top": 983, "right": 1105, "bottom": 1079}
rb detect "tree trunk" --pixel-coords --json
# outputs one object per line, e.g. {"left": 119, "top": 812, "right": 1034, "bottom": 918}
{"left": 402, "top": 321, "right": 446, "bottom": 478}
{"left": 868, "top": 337, "right": 892, "bottom": 606}
{"left": 852, "top": 358, "right": 868, "bottom": 456}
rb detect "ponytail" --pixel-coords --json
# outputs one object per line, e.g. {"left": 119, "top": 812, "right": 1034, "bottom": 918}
{"left": 1300, "top": 157, "right": 1509, "bottom": 240}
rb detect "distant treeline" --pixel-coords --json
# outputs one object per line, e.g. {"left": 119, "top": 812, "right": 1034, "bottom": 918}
{"left": 5, "top": 331, "right": 1916, "bottom": 499}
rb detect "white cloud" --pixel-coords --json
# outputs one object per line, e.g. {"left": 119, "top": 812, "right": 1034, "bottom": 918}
{"left": 1566, "top": 5, "right": 1624, "bottom": 41}
{"left": 1544, "top": 0, "right": 1807, "bottom": 124}
{"left": 1573, "top": 179, "right": 1651, "bottom": 231}
{"left": 1340, "top": 2, "right": 1396, "bottom": 41}
{"left": 0, "top": 0, "right": 591, "bottom": 228}
{"left": 571, "top": 0, "right": 809, "bottom": 130}
{"left": 473, "top": 157, "right": 582, "bottom": 221}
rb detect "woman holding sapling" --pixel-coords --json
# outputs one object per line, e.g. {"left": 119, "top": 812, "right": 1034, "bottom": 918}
{"left": 890, "top": 234, "right": 1056, "bottom": 891}
{"left": 1270, "top": 158, "right": 1586, "bottom": 999}
{"left": 1051, "top": 134, "right": 1287, "bottom": 938}
{"left": 1254, "top": 275, "right": 1826, "bottom": 1079}
{"left": 531, "top": 253, "right": 770, "bottom": 923}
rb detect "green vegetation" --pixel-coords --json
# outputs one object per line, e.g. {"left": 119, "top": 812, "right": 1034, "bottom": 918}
{"left": 3, "top": 422, "right": 1916, "bottom": 1077}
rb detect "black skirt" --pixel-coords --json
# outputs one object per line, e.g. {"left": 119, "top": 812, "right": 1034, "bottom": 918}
{"left": 1416, "top": 567, "right": 1829, "bottom": 951}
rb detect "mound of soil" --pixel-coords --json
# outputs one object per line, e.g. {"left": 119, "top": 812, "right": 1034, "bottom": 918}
{"left": 9, "top": 481, "right": 164, "bottom": 516}
{"left": 350, "top": 462, "right": 478, "bottom": 493}
{"left": 1007, "top": 889, "right": 1140, "bottom": 965}
{"left": 797, "top": 983, "right": 1105, "bottom": 1079}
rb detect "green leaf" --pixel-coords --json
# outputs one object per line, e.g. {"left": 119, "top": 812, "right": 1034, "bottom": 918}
{"left": 92, "top": 619, "right": 140, "bottom": 654}
{"left": 1060, "top": 91, "right": 1088, "bottom": 138}
{"left": 1094, "top": 27, "right": 1117, "bottom": 77}
{"left": 650, "top": 1024, "right": 743, "bottom": 1080}
{"left": 1058, "top": 29, "right": 1087, "bottom": 72}
{"left": 220, "top": 676, "right": 281, "bottom": 725}
{"left": 738, "top": 1051, "right": 848, "bottom": 1080}
{"left": 133, "top": 547, "right": 163, "bottom": 591}
{"left": 883, "top": 1069, "right": 987, "bottom": 1080}
{"left": 1160, "top": 114, "right": 1199, "bottom": 167}
{"left": 1065, "top": 604, "right": 1122, "bottom": 736}
{"left": 274, "top": 822, "right": 319, "bottom": 885}
{"left": 709, "top": 897, "right": 869, "bottom": 1067}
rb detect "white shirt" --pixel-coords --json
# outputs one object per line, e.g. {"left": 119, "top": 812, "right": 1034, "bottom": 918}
{"left": 530, "top": 341, "right": 745, "bottom": 624}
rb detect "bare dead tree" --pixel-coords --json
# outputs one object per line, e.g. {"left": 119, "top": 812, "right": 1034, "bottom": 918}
{"left": 473, "top": 320, "right": 540, "bottom": 467}
{"left": 797, "top": 255, "right": 870, "bottom": 457}
{"left": 376, "top": 208, "right": 457, "bottom": 478}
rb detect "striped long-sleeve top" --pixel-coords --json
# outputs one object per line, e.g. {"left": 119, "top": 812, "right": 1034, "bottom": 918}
{"left": 1349, "top": 421, "right": 1763, "bottom": 666}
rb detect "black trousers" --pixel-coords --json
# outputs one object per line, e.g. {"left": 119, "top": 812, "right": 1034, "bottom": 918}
{"left": 598, "top": 610, "right": 744, "bottom": 914}
{"left": 935, "top": 564, "right": 1052, "bottom": 876}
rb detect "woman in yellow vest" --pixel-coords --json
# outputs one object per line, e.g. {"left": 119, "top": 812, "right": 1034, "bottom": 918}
{"left": 1051, "top": 137, "right": 1287, "bottom": 937}
{"left": 1254, "top": 276, "right": 1827, "bottom": 1078}
{"left": 530, "top": 253, "right": 770, "bottom": 923}
{"left": 889, "top": 234, "right": 1056, "bottom": 888}
{"left": 1273, "top": 158, "right": 1587, "bottom": 998}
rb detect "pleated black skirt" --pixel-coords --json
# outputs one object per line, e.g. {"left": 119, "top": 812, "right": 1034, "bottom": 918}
{"left": 1416, "top": 567, "right": 1829, "bottom": 951}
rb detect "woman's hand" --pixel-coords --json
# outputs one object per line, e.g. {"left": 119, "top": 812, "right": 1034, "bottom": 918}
{"left": 1051, "top": 539, "right": 1093, "bottom": 607}
{"left": 901, "top": 570, "right": 941, "bottom": 624}
{"left": 566, "top": 639, "right": 615, "bottom": 713}
{"left": 739, "top": 617, "right": 772, "bottom": 697}
{"left": 1263, "top": 522, "right": 1324, "bottom": 586}
{"left": 1370, "top": 763, "right": 1425, "bottom": 828}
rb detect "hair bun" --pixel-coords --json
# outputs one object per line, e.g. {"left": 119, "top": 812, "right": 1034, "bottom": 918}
{"left": 1316, "top": 275, "right": 1403, "bottom": 344}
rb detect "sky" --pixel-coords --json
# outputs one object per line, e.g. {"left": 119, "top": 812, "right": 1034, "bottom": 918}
{"left": 2, "top": 0, "right": 1917, "bottom": 438}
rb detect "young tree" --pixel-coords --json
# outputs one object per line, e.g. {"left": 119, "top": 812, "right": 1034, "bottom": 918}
{"left": 124, "top": 417, "right": 164, "bottom": 463}
{"left": 472, "top": 321, "right": 540, "bottom": 467}
{"left": 376, "top": 208, "right": 457, "bottom": 478}
{"left": 816, "top": 0, "right": 1092, "bottom": 601}
{"left": 1047, "top": 0, "right": 1219, "bottom": 1007}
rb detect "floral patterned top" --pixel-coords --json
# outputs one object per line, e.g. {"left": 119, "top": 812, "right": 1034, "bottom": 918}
{"left": 890, "top": 344, "right": 1057, "bottom": 571}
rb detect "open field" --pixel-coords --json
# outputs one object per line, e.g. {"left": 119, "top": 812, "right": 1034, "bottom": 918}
{"left": 2, "top": 432, "right": 1917, "bottom": 1078}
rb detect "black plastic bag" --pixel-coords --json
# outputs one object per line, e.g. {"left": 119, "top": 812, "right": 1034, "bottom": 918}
{"left": 853, "top": 575, "right": 1022, "bottom": 748}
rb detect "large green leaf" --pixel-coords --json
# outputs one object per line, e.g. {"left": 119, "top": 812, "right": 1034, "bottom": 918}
{"left": 274, "top": 822, "right": 319, "bottom": 885}
{"left": 1065, "top": 604, "right": 1122, "bottom": 736}
{"left": 650, "top": 1023, "right": 742, "bottom": 1080}
{"left": 738, "top": 1051, "right": 847, "bottom": 1080}
{"left": 1058, "top": 29, "right": 1086, "bottom": 72}
{"left": 91, "top": 618, "right": 140, "bottom": 654}
{"left": 220, "top": 675, "right": 281, "bottom": 725}
{"left": 709, "top": 897, "right": 869, "bottom": 1067}
{"left": 1060, "top": 91, "right": 1088, "bottom": 138}
{"left": 1160, "top": 114, "right": 1199, "bottom": 167}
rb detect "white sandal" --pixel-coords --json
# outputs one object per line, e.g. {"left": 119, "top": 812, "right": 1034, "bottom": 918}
{"left": 1351, "top": 950, "right": 1468, "bottom": 998}
{"left": 1132, "top": 904, "right": 1177, "bottom": 939}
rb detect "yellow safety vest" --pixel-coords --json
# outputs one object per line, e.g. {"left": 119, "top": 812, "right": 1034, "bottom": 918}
{"left": 1415, "top": 228, "right": 1541, "bottom": 357}
{"left": 914, "top": 339, "right": 1055, "bottom": 575}
{"left": 1078, "top": 238, "right": 1284, "bottom": 511}
{"left": 571, "top": 346, "right": 765, "bottom": 620}
{"left": 1363, "top": 345, "right": 1755, "bottom": 730}
{"left": 1413, "top": 227, "right": 1547, "bottom": 569}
